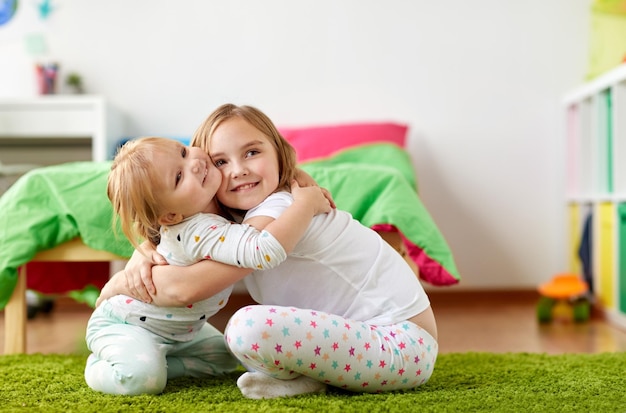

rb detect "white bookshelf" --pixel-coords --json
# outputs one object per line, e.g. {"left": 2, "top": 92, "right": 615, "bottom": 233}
{"left": 563, "top": 63, "right": 626, "bottom": 325}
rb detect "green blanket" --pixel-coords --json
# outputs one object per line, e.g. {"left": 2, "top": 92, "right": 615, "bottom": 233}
{"left": 0, "top": 143, "right": 459, "bottom": 310}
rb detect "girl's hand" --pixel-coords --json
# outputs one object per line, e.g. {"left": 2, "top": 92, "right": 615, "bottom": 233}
{"left": 294, "top": 168, "right": 318, "bottom": 187}
{"left": 294, "top": 168, "right": 336, "bottom": 208}
{"left": 123, "top": 242, "right": 168, "bottom": 303}
{"left": 290, "top": 180, "right": 332, "bottom": 215}
{"left": 319, "top": 187, "right": 336, "bottom": 209}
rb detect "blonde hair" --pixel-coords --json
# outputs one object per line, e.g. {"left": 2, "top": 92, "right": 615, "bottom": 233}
{"left": 107, "top": 137, "right": 178, "bottom": 248}
{"left": 191, "top": 104, "right": 297, "bottom": 192}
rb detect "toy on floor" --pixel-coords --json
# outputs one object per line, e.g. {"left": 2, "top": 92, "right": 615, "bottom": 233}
{"left": 536, "top": 273, "right": 591, "bottom": 323}
{"left": 26, "top": 290, "right": 55, "bottom": 320}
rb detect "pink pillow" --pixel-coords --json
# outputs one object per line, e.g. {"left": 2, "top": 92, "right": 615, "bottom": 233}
{"left": 278, "top": 123, "right": 408, "bottom": 162}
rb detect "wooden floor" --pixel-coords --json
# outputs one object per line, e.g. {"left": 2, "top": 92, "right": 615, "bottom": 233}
{"left": 3, "top": 290, "right": 626, "bottom": 355}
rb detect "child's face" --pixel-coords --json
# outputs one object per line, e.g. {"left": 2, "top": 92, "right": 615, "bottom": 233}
{"left": 154, "top": 143, "right": 222, "bottom": 222}
{"left": 209, "top": 117, "right": 280, "bottom": 211}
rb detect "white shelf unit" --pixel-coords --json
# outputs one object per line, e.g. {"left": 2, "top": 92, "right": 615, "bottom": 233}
{"left": 0, "top": 95, "right": 123, "bottom": 164}
{"left": 563, "top": 63, "right": 626, "bottom": 329}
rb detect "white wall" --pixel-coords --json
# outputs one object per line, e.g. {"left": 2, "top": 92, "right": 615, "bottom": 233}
{"left": 0, "top": 0, "right": 593, "bottom": 290}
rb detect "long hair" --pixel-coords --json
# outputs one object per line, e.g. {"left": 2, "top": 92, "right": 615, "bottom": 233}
{"left": 191, "top": 104, "right": 297, "bottom": 192}
{"left": 107, "top": 137, "right": 176, "bottom": 248}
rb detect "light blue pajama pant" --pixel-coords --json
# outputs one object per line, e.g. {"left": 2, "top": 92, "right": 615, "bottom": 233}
{"left": 225, "top": 305, "right": 438, "bottom": 393}
{"left": 84, "top": 301, "right": 239, "bottom": 395}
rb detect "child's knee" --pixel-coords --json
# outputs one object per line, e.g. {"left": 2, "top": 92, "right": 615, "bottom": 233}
{"left": 114, "top": 368, "right": 167, "bottom": 395}
{"left": 85, "top": 355, "right": 167, "bottom": 395}
{"left": 225, "top": 305, "right": 266, "bottom": 338}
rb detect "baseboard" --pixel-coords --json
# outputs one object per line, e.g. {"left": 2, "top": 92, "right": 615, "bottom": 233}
{"left": 427, "top": 288, "right": 540, "bottom": 304}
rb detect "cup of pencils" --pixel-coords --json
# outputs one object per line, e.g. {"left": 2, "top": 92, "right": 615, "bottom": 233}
{"left": 35, "top": 63, "right": 59, "bottom": 95}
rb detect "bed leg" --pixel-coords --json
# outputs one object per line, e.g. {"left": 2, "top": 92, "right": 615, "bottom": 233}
{"left": 4, "top": 266, "right": 27, "bottom": 354}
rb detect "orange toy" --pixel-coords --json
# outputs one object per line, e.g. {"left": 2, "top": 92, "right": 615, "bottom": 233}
{"left": 537, "top": 273, "right": 590, "bottom": 323}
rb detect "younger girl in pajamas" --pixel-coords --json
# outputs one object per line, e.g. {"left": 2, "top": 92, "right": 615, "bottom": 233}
{"left": 87, "top": 137, "right": 330, "bottom": 395}
{"left": 105, "top": 104, "right": 438, "bottom": 399}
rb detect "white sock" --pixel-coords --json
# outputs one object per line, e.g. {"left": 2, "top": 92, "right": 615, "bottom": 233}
{"left": 236, "top": 371, "right": 327, "bottom": 399}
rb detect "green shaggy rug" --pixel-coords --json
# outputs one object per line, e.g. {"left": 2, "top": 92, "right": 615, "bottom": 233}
{"left": 2, "top": 352, "right": 626, "bottom": 412}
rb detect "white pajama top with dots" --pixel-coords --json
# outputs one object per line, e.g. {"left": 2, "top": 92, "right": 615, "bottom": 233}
{"left": 106, "top": 213, "right": 286, "bottom": 342}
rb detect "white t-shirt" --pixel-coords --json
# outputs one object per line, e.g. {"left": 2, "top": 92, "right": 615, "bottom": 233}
{"left": 242, "top": 192, "right": 430, "bottom": 325}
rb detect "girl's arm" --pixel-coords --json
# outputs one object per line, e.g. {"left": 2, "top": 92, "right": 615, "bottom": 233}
{"left": 99, "top": 182, "right": 330, "bottom": 307}
{"left": 122, "top": 171, "right": 333, "bottom": 301}
{"left": 98, "top": 261, "right": 252, "bottom": 307}
{"left": 185, "top": 182, "right": 328, "bottom": 270}
{"left": 149, "top": 182, "right": 329, "bottom": 305}
{"left": 147, "top": 260, "right": 251, "bottom": 305}
{"left": 255, "top": 181, "right": 330, "bottom": 252}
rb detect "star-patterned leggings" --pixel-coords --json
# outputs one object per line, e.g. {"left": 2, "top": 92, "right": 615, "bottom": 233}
{"left": 224, "top": 305, "right": 438, "bottom": 393}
